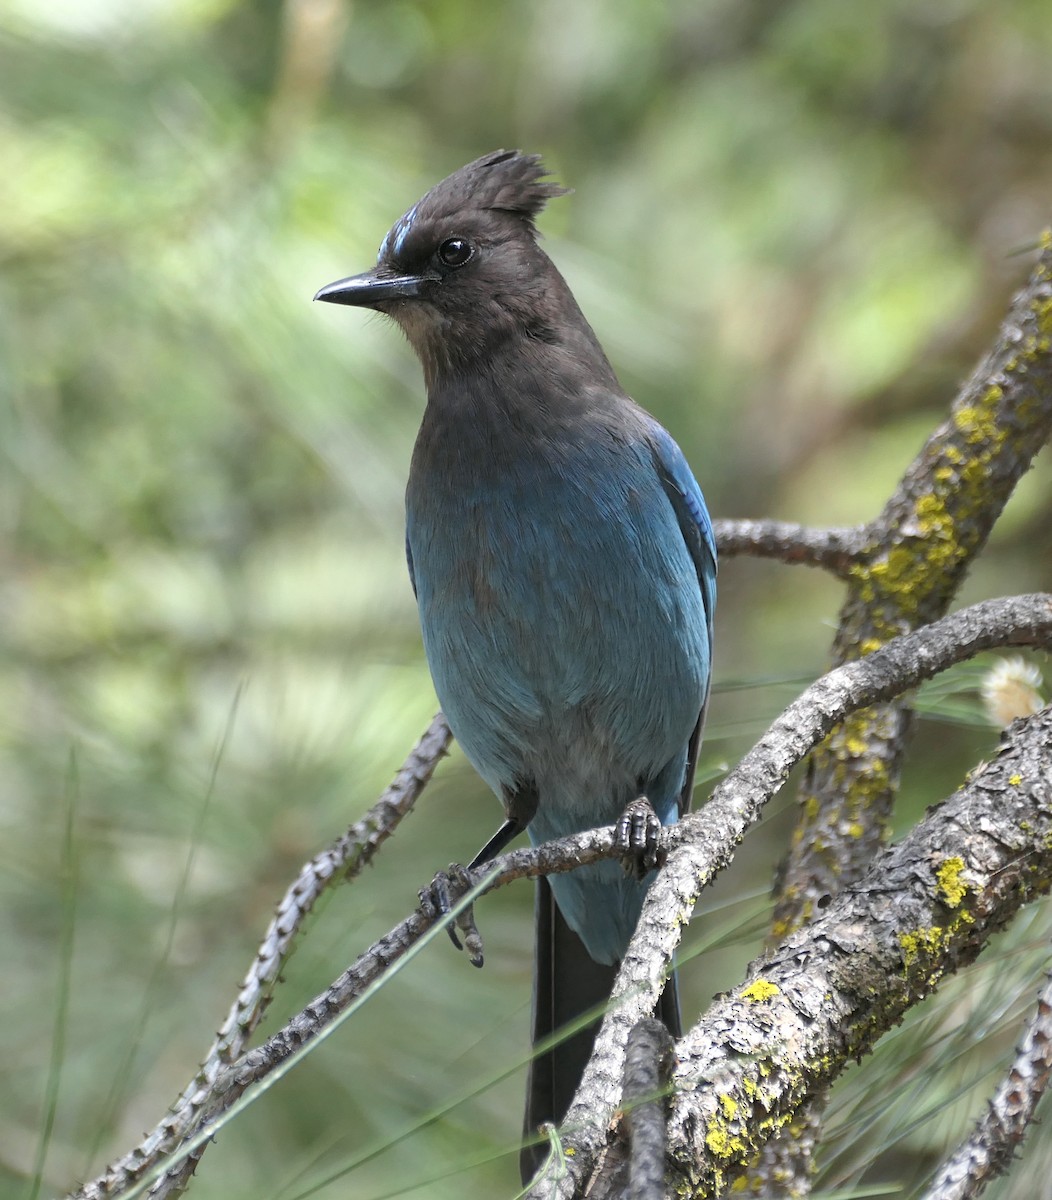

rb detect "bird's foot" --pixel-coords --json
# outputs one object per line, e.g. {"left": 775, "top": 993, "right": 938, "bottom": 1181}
{"left": 418, "top": 863, "right": 485, "bottom": 967}
{"left": 615, "top": 796, "right": 665, "bottom": 880}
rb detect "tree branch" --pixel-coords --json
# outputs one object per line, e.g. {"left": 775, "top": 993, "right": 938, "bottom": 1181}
{"left": 778, "top": 235, "right": 1052, "bottom": 930}
{"left": 711, "top": 517, "right": 867, "bottom": 576}
{"left": 68, "top": 585, "right": 1052, "bottom": 1200}
{"left": 661, "top": 700, "right": 1052, "bottom": 1196}
{"left": 757, "top": 233, "right": 1052, "bottom": 1196}
{"left": 70, "top": 714, "right": 451, "bottom": 1200}
{"left": 524, "top": 593, "right": 1052, "bottom": 1199}
{"left": 920, "top": 963, "right": 1052, "bottom": 1200}
{"left": 620, "top": 1018, "right": 675, "bottom": 1200}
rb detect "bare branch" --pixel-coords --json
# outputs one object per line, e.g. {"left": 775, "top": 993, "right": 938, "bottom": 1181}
{"left": 712, "top": 517, "right": 868, "bottom": 576}
{"left": 621, "top": 1019, "right": 675, "bottom": 1200}
{"left": 920, "top": 965, "right": 1052, "bottom": 1200}
{"left": 71, "top": 714, "right": 451, "bottom": 1200}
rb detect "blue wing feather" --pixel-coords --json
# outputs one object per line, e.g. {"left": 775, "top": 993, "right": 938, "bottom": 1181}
{"left": 648, "top": 424, "right": 717, "bottom": 815}
{"left": 649, "top": 425, "right": 717, "bottom": 642}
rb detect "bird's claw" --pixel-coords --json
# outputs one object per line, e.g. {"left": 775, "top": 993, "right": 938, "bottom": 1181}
{"left": 419, "top": 863, "right": 485, "bottom": 967}
{"left": 615, "top": 796, "right": 665, "bottom": 880}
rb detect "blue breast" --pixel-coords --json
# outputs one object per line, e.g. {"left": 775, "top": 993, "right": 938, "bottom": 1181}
{"left": 406, "top": 392, "right": 711, "bottom": 963}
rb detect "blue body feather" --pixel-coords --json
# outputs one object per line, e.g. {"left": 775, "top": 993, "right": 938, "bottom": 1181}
{"left": 407, "top": 374, "right": 715, "bottom": 964}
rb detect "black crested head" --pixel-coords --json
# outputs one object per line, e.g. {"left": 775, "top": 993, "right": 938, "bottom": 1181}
{"left": 315, "top": 151, "right": 615, "bottom": 390}
{"left": 381, "top": 149, "right": 569, "bottom": 251}
{"left": 369, "top": 149, "right": 569, "bottom": 276}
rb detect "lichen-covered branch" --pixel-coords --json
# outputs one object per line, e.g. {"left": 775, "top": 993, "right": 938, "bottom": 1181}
{"left": 70, "top": 714, "right": 451, "bottom": 1200}
{"left": 778, "top": 236, "right": 1052, "bottom": 930}
{"left": 661, "top": 702, "right": 1052, "bottom": 1197}
{"left": 756, "top": 235, "right": 1052, "bottom": 1196}
{"left": 920, "top": 965, "right": 1052, "bottom": 1200}
{"left": 523, "top": 594, "right": 1052, "bottom": 1200}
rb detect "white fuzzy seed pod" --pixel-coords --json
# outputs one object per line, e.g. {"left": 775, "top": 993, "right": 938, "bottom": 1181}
{"left": 981, "top": 657, "right": 1045, "bottom": 728}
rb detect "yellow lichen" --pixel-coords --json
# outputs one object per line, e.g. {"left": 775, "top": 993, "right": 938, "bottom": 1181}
{"left": 953, "top": 386, "right": 1007, "bottom": 448}
{"left": 768, "top": 916, "right": 791, "bottom": 940}
{"left": 900, "top": 926, "right": 947, "bottom": 969}
{"left": 936, "top": 857, "right": 968, "bottom": 908}
{"left": 741, "top": 979, "right": 780, "bottom": 1003}
{"left": 705, "top": 1122, "right": 746, "bottom": 1159}
{"left": 900, "top": 902, "right": 976, "bottom": 977}
{"left": 1010, "top": 773, "right": 1023, "bottom": 785}
{"left": 720, "top": 1093, "right": 739, "bottom": 1119}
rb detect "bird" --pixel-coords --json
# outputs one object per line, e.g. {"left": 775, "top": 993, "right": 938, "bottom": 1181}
{"left": 314, "top": 150, "right": 716, "bottom": 1181}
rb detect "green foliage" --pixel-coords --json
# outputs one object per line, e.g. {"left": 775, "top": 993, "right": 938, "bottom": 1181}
{"left": 1, "top": 2, "right": 1050, "bottom": 1197}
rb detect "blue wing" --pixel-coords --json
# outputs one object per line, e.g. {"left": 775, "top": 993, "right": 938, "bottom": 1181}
{"left": 648, "top": 425, "right": 717, "bottom": 814}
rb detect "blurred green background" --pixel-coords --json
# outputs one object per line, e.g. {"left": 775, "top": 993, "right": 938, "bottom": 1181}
{"left": 1, "top": 1, "right": 1051, "bottom": 1197}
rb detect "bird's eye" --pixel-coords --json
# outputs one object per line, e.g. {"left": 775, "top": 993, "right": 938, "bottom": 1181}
{"left": 437, "top": 237, "right": 474, "bottom": 268}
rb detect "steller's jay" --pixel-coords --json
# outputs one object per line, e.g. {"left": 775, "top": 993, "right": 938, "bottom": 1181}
{"left": 315, "top": 150, "right": 716, "bottom": 1180}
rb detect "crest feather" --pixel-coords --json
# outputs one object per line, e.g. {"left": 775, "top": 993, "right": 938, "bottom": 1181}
{"left": 467, "top": 149, "right": 569, "bottom": 217}
{"left": 420, "top": 149, "right": 569, "bottom": 229}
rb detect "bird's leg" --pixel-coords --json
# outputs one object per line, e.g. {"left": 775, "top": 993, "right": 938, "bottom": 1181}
{"left": 419, "top": 863, "right": 485, "bottom": 968}
{"left": 421, "top": 818, "right": 526, "bottom": 966}
{"left": 616, "top": 796, "right": 665, "bottom": 880}
{"left": 418, "top": 785, "right": 535, "bottom": 968}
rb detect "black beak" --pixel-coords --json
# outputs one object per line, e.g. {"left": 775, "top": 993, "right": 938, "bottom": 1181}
{"left": 313, "top": 268, "right": 427, "bottom": 307}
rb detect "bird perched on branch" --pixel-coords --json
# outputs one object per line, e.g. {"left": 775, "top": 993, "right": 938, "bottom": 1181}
{"left": 315, "top": 150, "right": 716, "bottom": 1181}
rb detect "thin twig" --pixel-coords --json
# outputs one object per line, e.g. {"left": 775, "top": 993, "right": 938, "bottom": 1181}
{"left": 622, "top": 1018, "right": 675, "bottom": 1200}
{"left": 711, "top": 518, "right": 868, "bottom": 576}
{"left": 920, "top": 964, "right": 1052, "bottom": 1200}
{"left": 71, "top": 714, "right": 450, "bottom": 1200}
